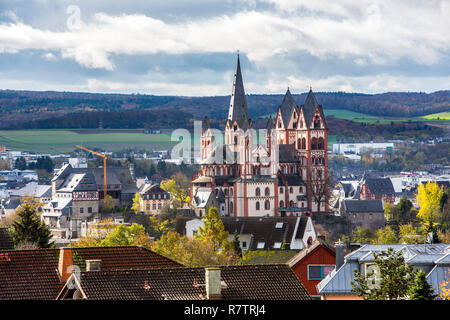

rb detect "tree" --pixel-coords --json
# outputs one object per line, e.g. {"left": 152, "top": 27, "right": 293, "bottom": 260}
{"left": 352, "top": 226, "right": 377, "bottom": 243}
{"left": 101, "top": 194, "right": 115, "bottom": 213}
{"left": 131, "top": 193, "right": 142, "bottom": 214}
{"left": 160, "top": 179, "right": 190, "bottom": 208}
{"left": 151, "top": 231, "right": 238, "bottom": 267}
{"left": 416, "top": 182, "right": 444, "bottom": 235}
{"left": 373, "top": 226, "right": 398, "bottom": 244}
{"left": 10, "top": 198, "right": 53, "bottom": 248}
{"left": 408, "top": 270, "right": 437, "bottom": 300}
{"left": 196, "top": 207, "right": 232, "bottom": 252}
{"left": 101, "top": 223, "right": 150, "bottom": 247}
{"left": 351, "top": 248, "right": 417, "bottom": 300}
{"left": 232, "top": 231, "right": 242, "bottom": 259}
{"left": 148, "top": 215, "right": 170, "bottom": 240}
{"left": 72, "top": 221, "right": 151, "bottom": 249}
{"left": 399, "top": 223, "right": 423, "bottom": 244}
{"left": 14, "top": 157, "right": 27, "bottom": 170}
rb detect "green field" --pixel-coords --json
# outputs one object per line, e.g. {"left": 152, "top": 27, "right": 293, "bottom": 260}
{"left": 421, "top": 112, "right": 450, "bottom": 120}
{"left": 0, "top": 129, "right": 177, "bottom": 154}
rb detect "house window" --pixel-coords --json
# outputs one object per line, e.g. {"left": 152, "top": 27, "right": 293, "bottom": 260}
{"left": 158, "top": 203, "right": 161, "bottom": 209}
{"left": 88, "top": 207, "right": 92, "bottom": 213}
{"left": 308, "top": 265, "right": 335, "bottom": 280}
{"left": 273, "top": 242, "right": 282, "bottom": 249}
{"left": 79, "top": 207, "right": 84, "bottom": 214}
{"left": 153, "top": 203, "right": 156, "bottom": 210}
{"left": 242, "top": 241, "right": 247, "bottom": 248}
{"left": 146, "top": 204, "right": 151, "bottom": 210}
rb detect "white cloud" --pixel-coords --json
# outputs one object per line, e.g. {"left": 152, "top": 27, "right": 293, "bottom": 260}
{"left": 0, "top": 1, "right": 448, "bottom": 71}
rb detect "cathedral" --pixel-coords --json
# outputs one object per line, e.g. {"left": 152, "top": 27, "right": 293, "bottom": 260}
{"left": 191, "top": 55, "right": 328, "bottom": 217}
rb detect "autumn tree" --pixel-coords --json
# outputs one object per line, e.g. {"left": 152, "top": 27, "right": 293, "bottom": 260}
{"left": 131, "top": 193, "right": 142, "bottom": 214}
{"left": 10, "top": 198, "right": 53, "bottom": 248}
{"left": 196, "top": 206, "right": 232, "bottom": 252}
{"left": 352, "top": 226, "right": 377, "bottom": 243}
{"left": 372, "top": 226, "right": 398, "bottom": 244}
{"left": 398, "top": 223, "right": 423, "bottom": 244}
{"left": 160, "top": 179, "right": 190, "bottom": 208}
{"left": 147, "top": 215, "right": 170, "bottom": 240}
{"left": 416, "top": 182, "right": 444, "bottom": 240}
{"left": 351, "top": 247, "right": 417, "bottom": 300}
{"left": 101, "top": 194, "right": 115, "bottom": 213}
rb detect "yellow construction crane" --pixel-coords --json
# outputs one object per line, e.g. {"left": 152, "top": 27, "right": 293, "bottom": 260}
{"left": 76, "top": 145, "right": 107, "bottom": 199}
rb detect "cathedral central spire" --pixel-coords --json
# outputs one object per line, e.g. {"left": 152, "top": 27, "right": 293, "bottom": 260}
{"left": 227, "top": 54, "right": 251, "bottom": 131}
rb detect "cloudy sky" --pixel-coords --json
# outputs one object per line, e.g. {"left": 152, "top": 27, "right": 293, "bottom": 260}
{"left": 0, "top": 0, "right": 449, "bottom": 95}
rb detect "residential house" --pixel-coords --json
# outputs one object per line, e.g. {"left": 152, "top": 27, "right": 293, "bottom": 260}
{"left": 139, "top": 184, "right": 170, "bottom": 215}
{"left": 0, "top": 246, "right": 182, "bottom": 300}
{"left": 9, "top": 181, "right": 52, "bottom": 204}
{"left": 57, "top": 264, "right": 311, "bottom": 300}
{"left": 340, "top": 199, "right": 385, "bottom": 230}
{"left": 359, "top": 175, "right": 395, "bottom": 204}
{"left": 176, "top": 216, "right": 317, "bottom": 251}
{"left": 288, "top": 239, "right": 336, "bottom": 299}
{"left": 0, "top": 228, "right": 13, "bottom": 250}
{"left": 41, "top": 198, "right": 73, "bottom": 240}
{"left": 317, "top": 244, "right": 450, "bottom": 300}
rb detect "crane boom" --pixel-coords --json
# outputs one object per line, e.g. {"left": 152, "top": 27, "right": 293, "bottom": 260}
{"left": 76, "top": 145, "right": 107, "bottom": 199}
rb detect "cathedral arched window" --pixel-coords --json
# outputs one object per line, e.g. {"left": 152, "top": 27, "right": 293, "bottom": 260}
{"left": 302, "top": 138, "right": 306, "bottom": 149}
{"left": 318, "top": 137, "right": 324, "bottom": 150}
{"left": 289, "top": 187, "right": 293, "bottom": 194}
{"left": 230, "top": 188, "right": 233, "bottom": 196}
{"left": 314, "top": 116, "right": 320, "bottom": 128}
{"left": 279, "top": 200, "right": 284, "bottom": 208}
{"left": 289, "top": 200, "right": 294, "bottom": 207}
{"left": 264, "top": 200, "right": 270, "bottom": 210}
{"left": 265, "top": 187, "right": 270, "bottom": 196}
{"left": 234, "top": 135, "right": 238, "bottom": 145}
{"left": 311, "top": 137, "right": 317, "bottom": 150}
{"left": 230, "top": 201, "right": 233, "bottom": 214}
{"left": 216, "top": 167, "right": 220, "bottom": 176}
{"left": 255, "top": 187, "right": 261, "bottom": 196}
{"left": 256, "top": 201, "right": 260, "bottom": 210}
{"left": 280, "top": 187, "right": 284, "bottom": 194}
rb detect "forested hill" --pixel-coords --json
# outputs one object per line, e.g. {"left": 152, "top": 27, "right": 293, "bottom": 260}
{"left": 1, "top": 89, "right": 449, "bottom": 129}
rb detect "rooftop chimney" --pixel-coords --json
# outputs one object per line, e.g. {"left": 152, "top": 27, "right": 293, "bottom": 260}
{"left": 86, "top": 259, "right": 102, "bottom": 271}
{"left": 58, "top": 248, "right": 73, "bottom": 282}
{"left": 205, "top": 267, "right": 222, "bottom": 300}
{"left": 335, "top": 241, "right": 345, "bottom": 271}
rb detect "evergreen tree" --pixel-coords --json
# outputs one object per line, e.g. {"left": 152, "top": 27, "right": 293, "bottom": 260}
{"left": 408, "top": 270, "right": 437, "bottom": 300}
{"left": 232, "top": 231, "right": 242, "bottom": 259}
{"left": 14, "top": 157, "right": 27, "bottom": 170}
{"left": 351, "top": 247, "right": 416, "bottom": 300}
{"left": 10, "top": 198, "right": 53, "bottom": 248}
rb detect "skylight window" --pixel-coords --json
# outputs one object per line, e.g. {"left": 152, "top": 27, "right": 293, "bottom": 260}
{"left": 275, "top": 222, "right": 283, "bottom": 229}
{"left": 257, "top": 242, "right": 265, "bottom": 249}
{"left": 273, "top": 242, "right": 282, "bottom": 249}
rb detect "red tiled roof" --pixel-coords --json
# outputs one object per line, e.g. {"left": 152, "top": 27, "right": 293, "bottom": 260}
{"left": 0, "top": 246, "right": 182, "bottom": 300}
{"left": 62, "top": 264, "right": 311, "bottom": 300}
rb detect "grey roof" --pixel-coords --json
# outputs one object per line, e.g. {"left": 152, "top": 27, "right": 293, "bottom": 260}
{"left": 201, "top": 116, "right": 210, "bottom": 132}
{"left": 193, "top": 188, "right": 214, "bottom": 208}
{"left": 278, "top": 173, "right": 306, "bottom": 187}
{"left": 300, "top": 89, "right": 320, "bottom": 127}
{"left": 278, "top": 89, "right": 297, "bottom": 128}
{"left": 57, "top": 173, "right": 97, "bottom": 192}
{"left": 278, "top": 144, "right": 299, "bottom": 163}
{"left": 427, "top": 265, "right": 450, "bottom": 296}
{"left": 343, "top": 199, "right": 384, "bottom": 213}
{"left": 10, "top": 182, "right": 51, "bottom": 198}
{"left": 227, "top": 55, "right": 252, "bottom": 131}
{"left": 317, "top": 244, "right": 450, "bottom": 296}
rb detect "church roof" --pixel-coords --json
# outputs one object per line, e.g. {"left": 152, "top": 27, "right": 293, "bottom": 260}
{"left": 300, "top": 88, "right": 326, "bottom": 128}
{"left": 278, "top": 89, "right": 297, "bottom": 128}
{"left": 227, "top": 54, "right": 252, "bottom": 131}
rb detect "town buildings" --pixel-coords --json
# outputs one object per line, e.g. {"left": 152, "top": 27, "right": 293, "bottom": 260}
{"left": 191, "top": 55, "right": 329, "bottom": 217}
{"left": 317, "top": 244, "right": 450, "bottom": 300}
